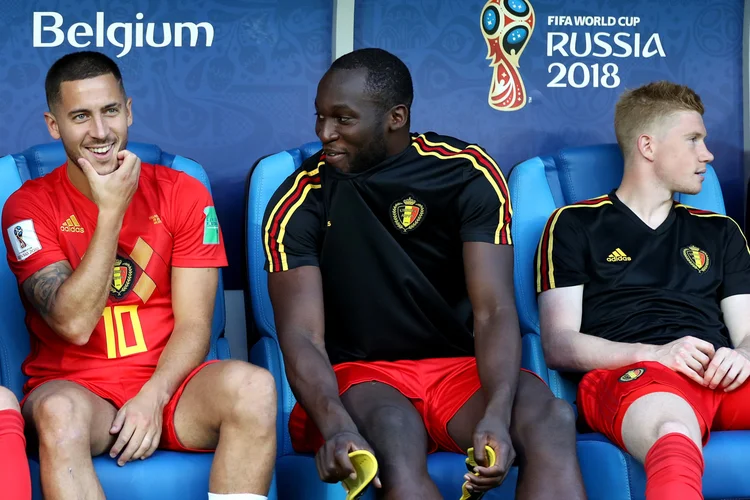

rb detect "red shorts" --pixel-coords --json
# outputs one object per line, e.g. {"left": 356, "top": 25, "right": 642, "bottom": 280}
{"left": 578, "top": 361, "right": 750, "bottom": 450}
{"left": 22, "top": 360, "right": 218, "bottom": 452}
{"left": 289, "top": 356, "right": 540, "bottom": 454}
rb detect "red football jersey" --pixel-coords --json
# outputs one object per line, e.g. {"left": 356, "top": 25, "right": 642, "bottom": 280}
{"left": 1, "top": 163, "right": 228, "bottom": 394}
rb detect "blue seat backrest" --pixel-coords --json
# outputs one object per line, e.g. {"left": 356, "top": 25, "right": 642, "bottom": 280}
{"left": 510, "top": 143, "right": 726, "bottom": 402}
{"left": 0, "top": 142, "right": 227, "bottom": 399}
{"left": 247, "top": 141, "right": 321, "bottom": 456}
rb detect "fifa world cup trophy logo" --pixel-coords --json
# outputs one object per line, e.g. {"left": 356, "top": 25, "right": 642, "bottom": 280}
{"left": 13, "top": 226, "right": 26, "bottom": 249}
{"left": 480, "top": 0, "right": 535, "bottom": 111}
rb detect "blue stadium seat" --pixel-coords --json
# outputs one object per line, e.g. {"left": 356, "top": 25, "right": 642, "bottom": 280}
{"left": 0, "top": 142, "right": 273, "bottom": 500}
{"left": 246, "top": 143, "right": 520, "bottom": 499}
{"left": 509, "top": 143, "right": 750, "bottom": 500}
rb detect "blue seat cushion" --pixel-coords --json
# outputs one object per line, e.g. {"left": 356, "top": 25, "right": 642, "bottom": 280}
{"left": 577, "top": 431, "right": 750, "bottom": 500}
{"left": 29, "top": 452, "right": 214, "bottom": 500}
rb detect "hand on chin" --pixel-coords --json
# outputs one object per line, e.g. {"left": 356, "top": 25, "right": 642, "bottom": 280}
{"left": 90, "top": 162, "right": 119, "bottom": 176}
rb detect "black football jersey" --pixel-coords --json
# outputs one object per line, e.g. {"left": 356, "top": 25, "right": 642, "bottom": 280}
{"left": 535, "top": 190, "right": 750, "bottom": 349}
{"left": 263, "top": 132, "right": 512, "bottom": 363}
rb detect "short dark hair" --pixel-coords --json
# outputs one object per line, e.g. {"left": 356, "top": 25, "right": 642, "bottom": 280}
{"left": 329, "top": 48, "right": 414, "bottom": 113}
{"left": 45, "top": 51, "right": 125, "bottom": 110}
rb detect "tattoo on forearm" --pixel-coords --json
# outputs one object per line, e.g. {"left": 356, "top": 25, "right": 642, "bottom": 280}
{"left": 22, "top": 262, "right": 72, "bottom": 316}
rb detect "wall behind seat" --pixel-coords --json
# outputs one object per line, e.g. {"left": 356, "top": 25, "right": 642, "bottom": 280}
{"left": 355, "top": 0, "right": 745, "bottom": 223}
{"left": 0, "top": 0, "right": 331, "bottom": 290}
{"left": 0, "top": 0, "right": 745, "bottom": 294}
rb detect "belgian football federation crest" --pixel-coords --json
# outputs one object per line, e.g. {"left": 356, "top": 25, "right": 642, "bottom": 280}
{"left": 391, "top": 195, "right": 426, "bottom": 234}
{"left": 681, "top": 245, "right": 710, "bottom": 273}
{"left": 619, "top": 368, "right": 645, "bottom": 382}
{"left": 111, "top": 256, "right": 135, "bottom": 298}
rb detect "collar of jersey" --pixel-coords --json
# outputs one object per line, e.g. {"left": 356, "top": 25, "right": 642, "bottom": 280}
{"left": 59, "top": 164, "right": 99, "bottom": 216}
{"left": 608, "top": 189, "right": 677, "bottom": 235}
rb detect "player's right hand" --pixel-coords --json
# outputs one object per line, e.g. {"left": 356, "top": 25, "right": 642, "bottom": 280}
{"left": 78, "top": 149, "right": 140, "bottom": 216}
{"left": 315, "top": 431, "right": 382, "bottom": 488}
{"left": 652, "top": 336, "right": 715, "bottom": 385}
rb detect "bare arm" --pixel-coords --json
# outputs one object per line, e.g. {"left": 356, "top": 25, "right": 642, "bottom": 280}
{"left": 699, "top": 294, "right": 750, "bottom": 391}
{"left": 721, "top": 294, "right": 750, "bottom": 351}
{"left": 538, "top": 285, "right": 649, "bottom": 372}
{"left": 22, "top": 212, "right": 123, "bottom": 345}
{"left": 268, "top": 266, "right": 357, "bottom": 439}
{"left": 140, "top": 266, "right": 217, "bottom": 402}
{"left": 22, "top": 152, "right": 140, "bottom": 345}
{"left": 539, "top": 285, "right": 714, "bottom": 386}
{"left": 107, "top": 266, "right": 218, "bottom": 464}
{"left": 465, "top": 243, "right": 520, "bottom": 426}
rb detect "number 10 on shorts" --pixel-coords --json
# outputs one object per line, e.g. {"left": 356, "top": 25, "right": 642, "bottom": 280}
{"left": 102, "top": 305, "right": 148, "bottom": 359}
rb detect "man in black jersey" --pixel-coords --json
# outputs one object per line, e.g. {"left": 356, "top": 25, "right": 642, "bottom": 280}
{"left": 263, "top": 48, "right": 585, "bottom": 499}
{"left": 536, "top": 81, "right": 750, "bottom": 500}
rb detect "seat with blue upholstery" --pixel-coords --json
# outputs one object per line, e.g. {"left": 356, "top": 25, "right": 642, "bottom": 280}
{"left": 246, "top": 143, "right": 522, "bottom": 499}
{"left": 509, "top": 143, "right": 750, "bottom": 500}
{"left": 0, "top": 142, "right": 270, "bottom": 500}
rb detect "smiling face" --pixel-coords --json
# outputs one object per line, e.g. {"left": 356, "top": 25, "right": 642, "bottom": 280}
{"left": 44, "top": 73, "right": 132, "bottom": 176}
{"left": 650, "top": 110, "right": 714, "bottom": 195}
{"left": 314, "top": 68, "right": 390, "bottom": 174}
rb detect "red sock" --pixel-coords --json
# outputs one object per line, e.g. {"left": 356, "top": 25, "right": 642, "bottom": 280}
{"left": 0, "top": 409, "right": 31, "bottom": 500}
{"left": 645, "top": 432, "right": 704, "bottom": 500}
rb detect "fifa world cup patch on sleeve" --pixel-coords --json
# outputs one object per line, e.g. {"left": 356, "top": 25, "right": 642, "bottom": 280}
{"left": 6, "top": 219, "right": 42, "bottom": 261}
{"left": 203, "top": 206, "right": 220, "bottom": 244}
{"left": 619, "top": 368, "right": 645, "bottom": 382}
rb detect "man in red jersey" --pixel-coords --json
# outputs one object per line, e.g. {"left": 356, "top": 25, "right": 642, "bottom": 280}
{"left": 2, "top": 51, "right": 275, "bottom": 500}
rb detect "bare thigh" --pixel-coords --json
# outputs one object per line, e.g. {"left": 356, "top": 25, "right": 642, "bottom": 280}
{"left": 341, "top": 382, "right": 431, "bottom": 472}
{"left": 621, "top": 392, "right": 703, "bottom": 462}
{"left": 172, "top": 360, "right": 276, "bottom": 450}
{"left": 23, "top": 380, "right": 118, "bottom": 455}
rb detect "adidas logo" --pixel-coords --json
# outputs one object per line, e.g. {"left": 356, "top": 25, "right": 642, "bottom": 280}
{"left": 607, "top": 248, "right": 631, "bottom": 262}
{"left": 60, "top": 214, "right": 84, "bottom": 233}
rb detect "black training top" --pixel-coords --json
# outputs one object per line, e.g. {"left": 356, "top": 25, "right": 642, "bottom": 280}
{"left": 535, "top": 190, "right": 750, "bottom": 350}
{"left": 263, "top": 132, "right": 512, "bottom": 363}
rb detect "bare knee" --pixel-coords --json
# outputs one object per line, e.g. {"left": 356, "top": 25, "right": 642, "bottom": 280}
{"left": 368, "top": 404, "right": 412, "bottom": 428}
{"left": 32, "top": 391, "right": 91, "bottom": 449}
{"left": 539, "top": 397, "right": 576, "bottom": 431}
{"left": 0, "top": 387, "right": 20, "bottom": 412}
{"left": 622, "top": 392, "right": 702, "bottom": 460}
{"left": 516, "top": 396, "right": 576, "bottom": 444}
{"left": 220, "top": 361, "right": 276, "bottom": 432}
{"left": 656, "top": 420, "right": 693, "bottom": 440}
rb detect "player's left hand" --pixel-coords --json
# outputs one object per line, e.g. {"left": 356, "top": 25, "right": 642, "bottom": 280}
{"left": 109, "top": 387, "right": 167, "bottom": 465}
{"left": 703, "top": 347, "right": 750, "bottom": 392}
{"left": 464, "top": 413, "right": 515, "bottom": 494}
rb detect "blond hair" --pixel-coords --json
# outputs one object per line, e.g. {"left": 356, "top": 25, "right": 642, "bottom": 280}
{"left": 614, "top": 81, "right": 704, "bottom": 158}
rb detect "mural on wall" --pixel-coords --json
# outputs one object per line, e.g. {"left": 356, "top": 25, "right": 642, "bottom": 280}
{"left": 480, "top": 0, "right": 536, "bottom": 111}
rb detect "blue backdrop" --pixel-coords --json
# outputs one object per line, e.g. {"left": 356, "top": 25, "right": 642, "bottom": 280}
{"left": 0, "top": 0, "right": 745, "bottom": 289}
{"left": 0, "top": 0, "right": 331, "bottom": 289}
{"left": 356, "top": 0, "right": 745, "bottom": 222}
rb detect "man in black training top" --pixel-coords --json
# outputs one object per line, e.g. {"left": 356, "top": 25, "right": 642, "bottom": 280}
{"left": 537, "top": 81, "right": 750, "bottom": 499}
{"left": 263, "top": 48, "right": 585, "bottom": 499}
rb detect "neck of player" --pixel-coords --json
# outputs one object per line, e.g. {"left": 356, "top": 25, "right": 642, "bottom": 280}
{"left": 615, "top": 166, "right": 674, "bottom": 230}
